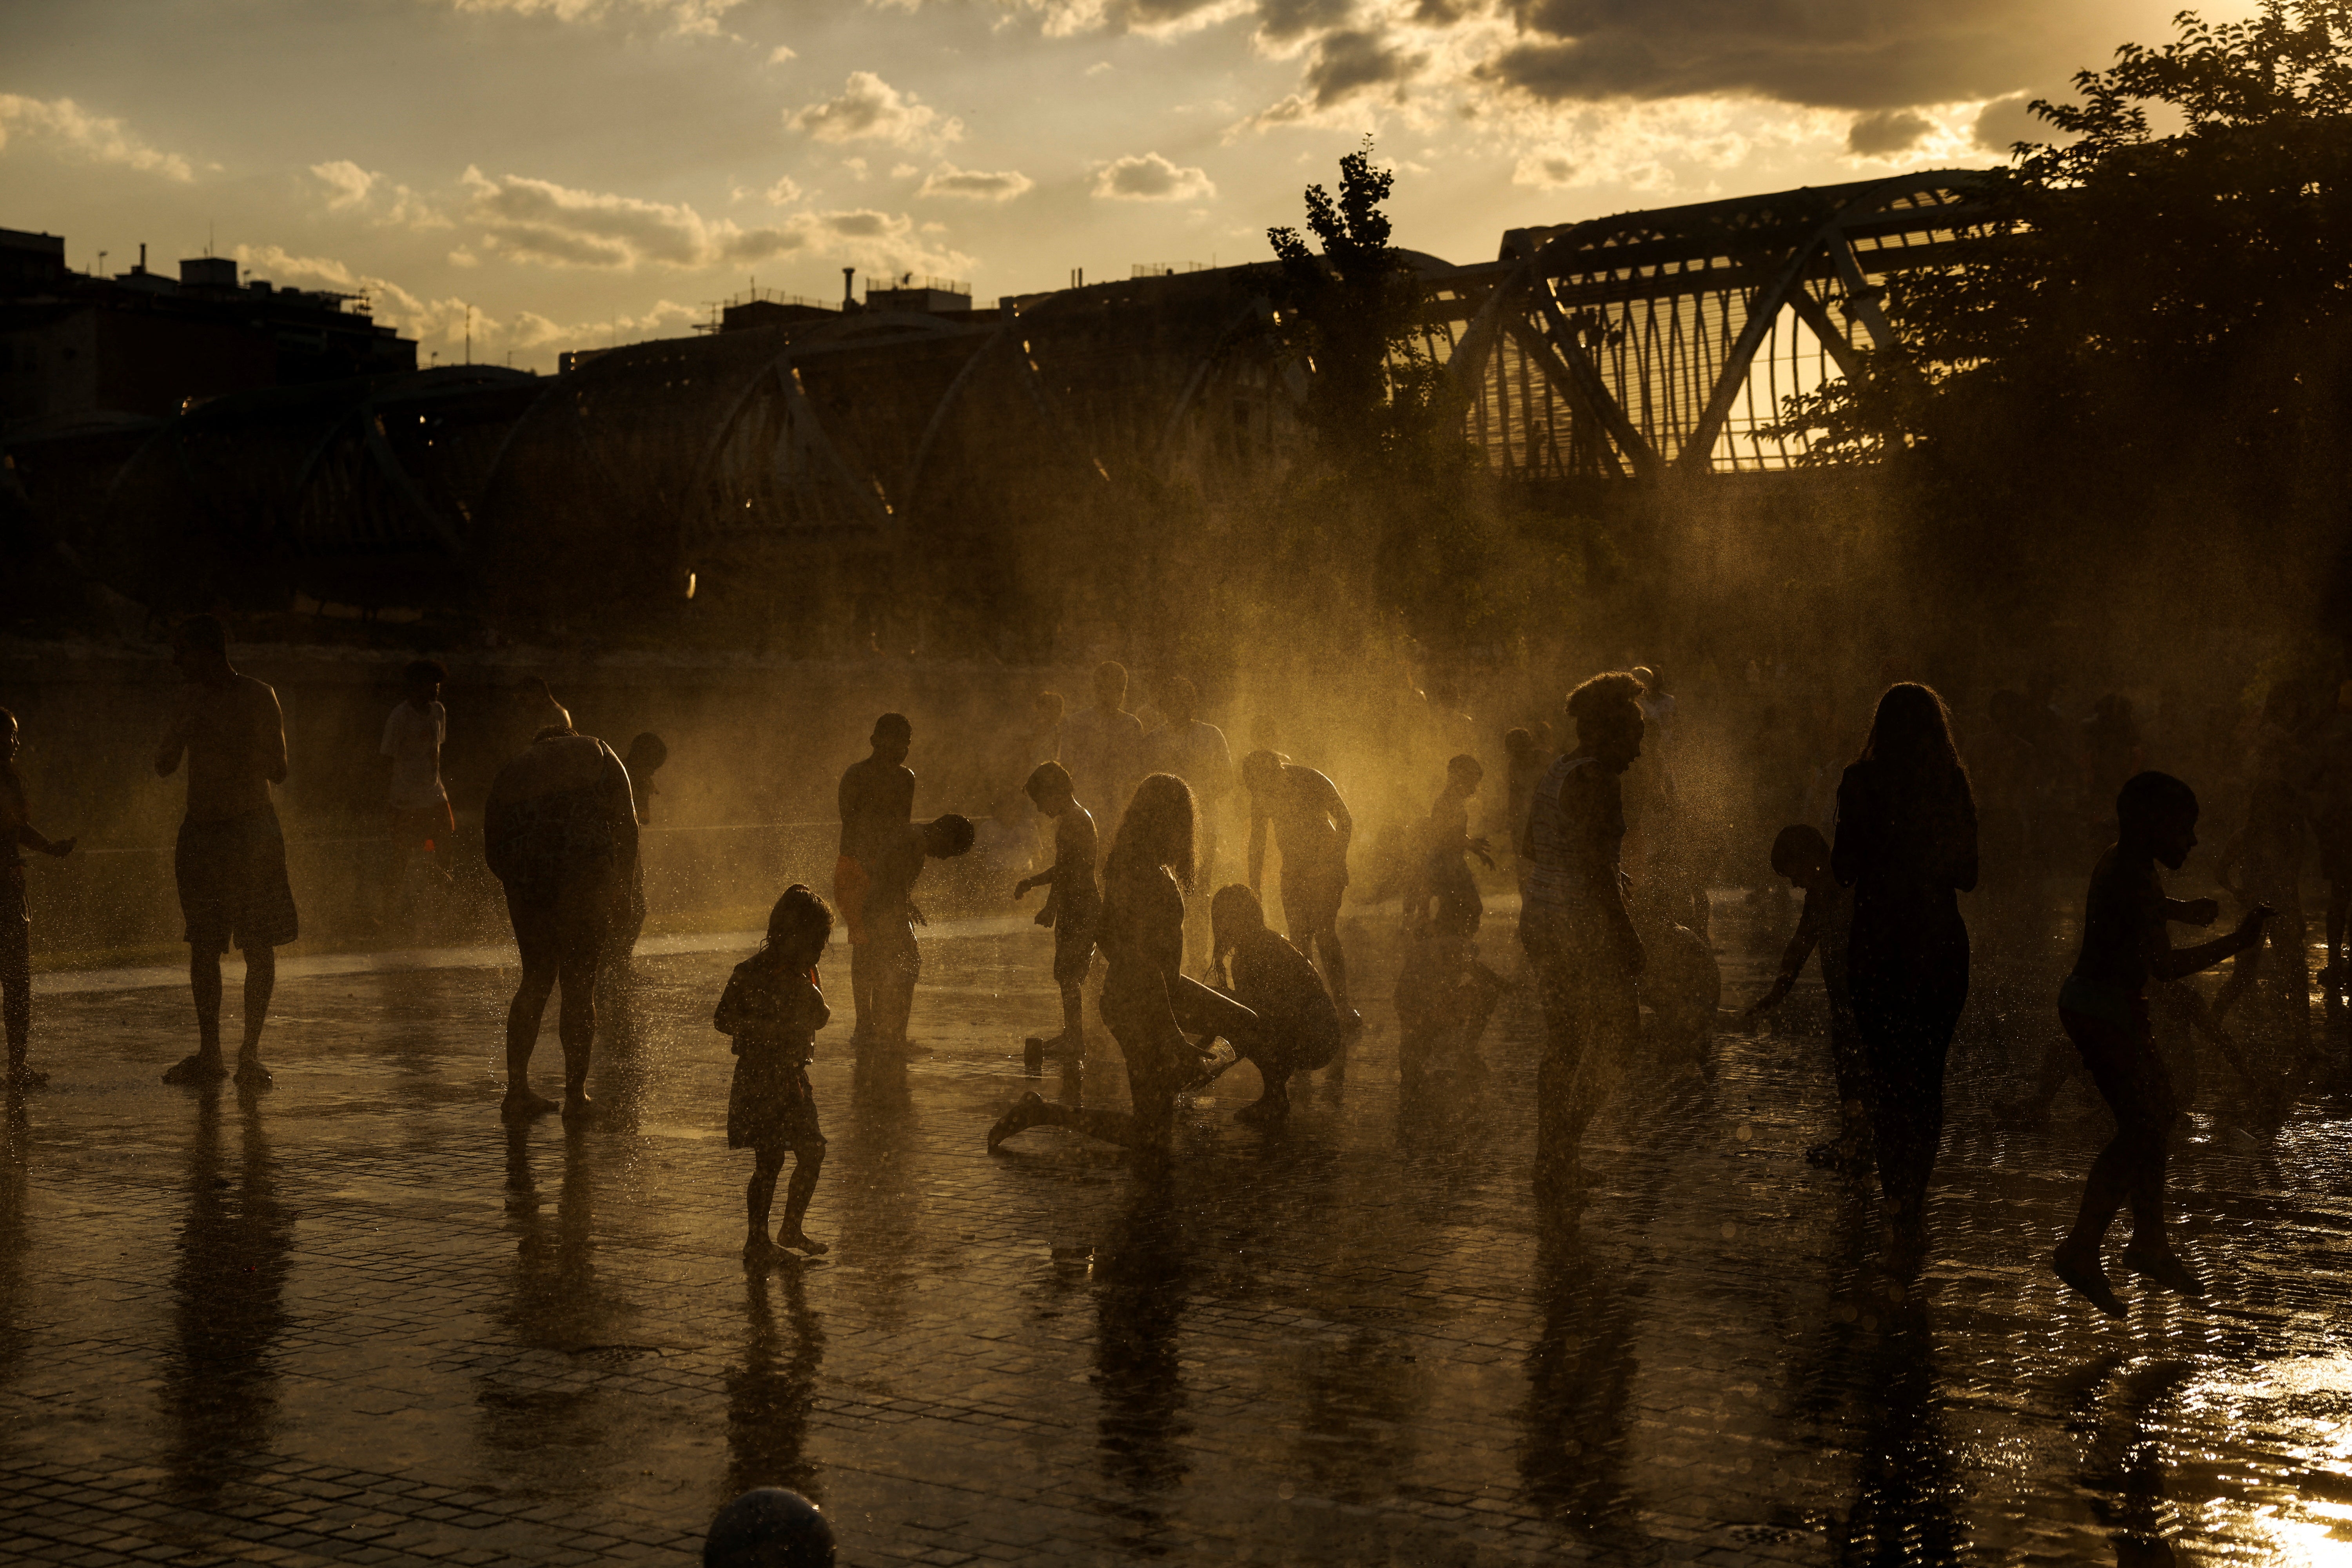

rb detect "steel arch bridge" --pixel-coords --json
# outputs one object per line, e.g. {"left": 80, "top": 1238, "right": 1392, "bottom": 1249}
{"left": 1422, "top": 169, "right": 1999, "bottom": 480}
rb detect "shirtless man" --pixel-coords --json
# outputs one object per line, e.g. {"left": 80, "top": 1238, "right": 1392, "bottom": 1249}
{"left": 485, "top": 722, "right": 639, "bottom": 1119}
{"left": 836, "top": 715, "right": 915, "bottom": 1045}
{"left": 864, "top": 814, "right": 977, "bottom": 1053}
{"left": 1062, "top": 664, "right": 1143, "bottom": 841}
{"left": 1014, "top": 762, "right": 1098, "bottom": 1075}
{"left": 156, "top": 617, "right": 298, "bottom": 1089}
{"left": 1242, "top": 750, "right": 1359, "bottom": 1030}
{"left": 2050, "top": 771, "right": 2270, "bottom": 1315}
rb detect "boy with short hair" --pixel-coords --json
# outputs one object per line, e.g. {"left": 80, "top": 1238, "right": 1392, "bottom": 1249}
{"left": 1013, "top": 762, "right": 1098, "bottom": 1075}
{"left": 2051, "top": 771, "right": 2270, "bottom": 1316}
{"left": 865, "top": 813, "right": 976, "bottom": 1053}
{"left": 1744, "top": 824, "right": 1866, "bottom": 1173}
{"left": 836, "top": 715, "right": 915, "bottom": 1044}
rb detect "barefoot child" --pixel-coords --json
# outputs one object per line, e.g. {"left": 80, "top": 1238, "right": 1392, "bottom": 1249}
{"left": 2050, "top": 771, "right": 2271, "bottom": 1316}
{"left": 717, "top": 885, "right": 835, "bottom": 1263}
{"left": 1743, "top": 824, "right": 1867, "bottom": 1173}
{"left": 1013, "top": 762, "right": 1098, "bottom": 1075}
{"left": 1208, "top": 884, "right": 1341, "bottom": 1122}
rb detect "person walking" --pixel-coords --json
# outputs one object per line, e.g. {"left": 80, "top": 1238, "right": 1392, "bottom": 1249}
{"left": 1831, "top": 682, "right": 1979, "bottom": 1275}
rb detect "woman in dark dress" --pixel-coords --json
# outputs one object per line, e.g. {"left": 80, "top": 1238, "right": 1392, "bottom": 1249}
{"left": 988, "top": 773, "right": 1258, "bottom": 1156}
{"left": 1832, "top": 683, "right": 1978, "bottom": 1270}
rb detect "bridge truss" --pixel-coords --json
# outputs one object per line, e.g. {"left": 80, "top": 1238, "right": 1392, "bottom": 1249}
{"left": 1420, "top": 171, "right": 2001, "bottom": 479}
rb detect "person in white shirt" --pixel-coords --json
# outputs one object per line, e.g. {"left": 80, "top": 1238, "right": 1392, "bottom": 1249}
{"left": 1147, "top": 677, "right": 1233, "bottom": 967}
{"left": 380, "top": 660, "right": 452, "bottom": 921}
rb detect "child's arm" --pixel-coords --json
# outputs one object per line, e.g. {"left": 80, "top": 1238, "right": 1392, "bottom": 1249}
{"left": 14, "top": 822, "right": 73, "bottom": 857}
{"left": 2149, "top": 902, "right": 2269, "bottom": 982}
{"left": 713, "top": 973, "right": 750, "bottom": 1035}
{"left": 1747, "top": 888, "right": 1825, "bottom": 1014}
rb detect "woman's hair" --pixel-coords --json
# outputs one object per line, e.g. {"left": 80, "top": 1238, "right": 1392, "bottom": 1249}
{"left": 1240, "top": 749, "right": 1288, "bottom": 793}
{"left": 757, "top": 884, "right": 833, "bottom": 964}
{"left": 1208, "top": 883, "right": 1267, "bottom": 985}
{"left": 1566, "top": 671, "right": 1645, "bottom": 742}
{"left": 1107, "top": 772, "right": 1196, "bottom": 891}
{"left": 1858, "top": 682, "right": 1965, "bottom": 775}
{"left": 1025, "top": 760, "right": 1072, "bottom": 799}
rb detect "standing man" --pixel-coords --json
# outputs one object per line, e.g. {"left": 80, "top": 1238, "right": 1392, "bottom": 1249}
{"left": 380, "top": 659, "right": 452, "bottom": 927}
{"left": 485, "top": 722, "right": 639, "bottom": 1120}
{"left": 1062, "top": 663, "right": 1143, "bottom": 842}
{"left": 156, "top": 615, "right": 298, "bottom": 1089}
{"left": 1242, "top": 749, "right": 1359, "bottom": 1030}
{"left": 837, "top": 715, "right": 915, "bottom": 1045}
{"left": 1147, "top": 677, "right": 1232, "bottom": 967}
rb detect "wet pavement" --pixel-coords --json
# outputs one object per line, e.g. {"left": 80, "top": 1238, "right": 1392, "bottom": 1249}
{"left": 3, "top": 897, "right": 2350, "bottom": 1567}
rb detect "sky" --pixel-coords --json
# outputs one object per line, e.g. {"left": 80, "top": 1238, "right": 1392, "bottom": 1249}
{"left": 0, "top": 0, "right": 2236, "bottom": 372}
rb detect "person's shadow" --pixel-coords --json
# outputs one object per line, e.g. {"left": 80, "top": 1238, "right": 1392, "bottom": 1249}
{"left": 1516, "top": 1220, "right": 1647, "bottom": 1552}
{"left": 1090, "top": 1169, "right": 1191, "bottom": 1555}
{"left": 724, "top": 1267, "right": 826, "bottom": 1505}
{"left": 164, "top": 1083, "right": 293, "bottom": 1496}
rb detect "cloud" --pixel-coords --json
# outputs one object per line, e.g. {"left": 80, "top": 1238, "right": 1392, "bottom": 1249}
{"left": 788, "top": 71, "right": 962, "bottom": 148}
{"left": 0, "top": 94, "right": 194, "bottom": 181}
{"left": 451, "top": 167, "right": 972, "bottom": 275}
{"left": 768, "top": 43, "right": 797, "bottom": 62}
{"left": 461, "top": 166, "right": 813, "bottom": 268}
{"left": 1479, "top": 0, "right": 2105, "bottom": 113}
{"left": 1093, "top": 151, "right": 1215, "bottom": 201}
{"left": 432, "top": 0, "right": 744, "bottom": 38}
{"left": 1847, "top": 107, "right": 1934, "bottom": 156}
{"left": 1972, "top": 91, "right": 2043, "bottom": 152}
{"left": 917, "top": 163, "right": 1035, "bottom": 201}
{"left": 310, "top": 160, "right": 378, "bottom": 210}
{"left": 766, "top": 175, "right": 803, "bottom": 204}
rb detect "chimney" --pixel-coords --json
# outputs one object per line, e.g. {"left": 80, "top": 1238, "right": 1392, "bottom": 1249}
{"left": 136, "top": 242, "right": 147, "bottom": 275}
{"left": 842, "top": 267, "right": 855, "bottom": 312}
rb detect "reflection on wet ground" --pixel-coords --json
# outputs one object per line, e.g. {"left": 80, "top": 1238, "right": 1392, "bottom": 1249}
{"left": 1, "top": 895, "right": 2348, "bottom": 1565}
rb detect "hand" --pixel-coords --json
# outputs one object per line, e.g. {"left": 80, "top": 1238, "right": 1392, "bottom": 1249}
{"left": 2179, "top": 897, "right": 2220, "bottom": 926}
{"left": 1472, "top": 847, "right": 1496, "bottom": 870}
{"left": 1013, "top": 878, "right": 1033, "bottom": 899}
{"left": 1032, "top": 906, "right": 1053, "bottom": 928}
{"left": 2233, "top": 903, "right": 2275, "bottom": 945}
{"left": 908, "top": 901, "right": 927, "bottom": 928}
{"left": 46, "top": 838, "right": 75, "bottom": 858}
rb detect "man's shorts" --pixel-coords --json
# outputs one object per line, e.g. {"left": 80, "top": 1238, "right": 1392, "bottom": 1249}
{"left": 1053, "top": 898, "right": 1099, "bottom": 986}
{"left": 1281, "top": 867, "right": 1346, "bottom": 936}
{"left": 176, "top": 807, "right": 301, "bottom": 955}
{"left": 505, "top": 872, "right": 617, "bottom": 976}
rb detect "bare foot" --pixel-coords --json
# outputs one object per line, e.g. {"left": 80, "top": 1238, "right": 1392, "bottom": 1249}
{"left": 2053, "top": 1244, "right": 2125, "bottom": 1316}
{"left": 5, "top": 1063, "right": 47, "bottom": 1089}
{"left": 501, "top": 1088, "right": 559, "bottom": 1122}
{"left": 561, "top": 1089, "right": 594, "bottom": 1122}
{"left": 1235, "top": 1095, "right": 1289, "bottom": 1125}
{"left": 743, "top": 1235, "right": 783, "bottom": 1268}
{"left": 234, "top": 1056, "right": 274, "bottom": 1090}
{"left": 2122, "top": 1241, "right": 2206, "bottom": 1297}
{"left": 775, "top": 1229, "right": 830, "bottom": 1256}
{"left": 163, "top": 1054, "right": 229, "bottom": 1087}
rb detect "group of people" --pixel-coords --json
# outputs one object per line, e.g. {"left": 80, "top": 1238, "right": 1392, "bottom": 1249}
{"left": 0, "top": 622, "right": 2327, "bottom": 1321}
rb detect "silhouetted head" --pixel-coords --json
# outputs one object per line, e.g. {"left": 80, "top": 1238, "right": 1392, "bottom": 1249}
{"left": 403, "top": 659, "right": 446, "bottom": 703}
{"left": 1566, "top": 672, "right": 1645, "bottom": 773}
{"left": 1446, "top": 753, "right": 1483, "bottom": 793}
{"left": 1093, "top": 661, "right": 1128, "bottom": 714}
{"left": 1025, "top": 760, "right": 1074, "bottom": 810}
{"left": 923, "top": 814, "right": 976, "bottom": 859}
{"left": 2117, "top": 771, "right": 2198, "bottom": 869}
{"left": 533, "top": 723, "right": 575, "bottom": 742}
{"left": 625, "top": 732, "right": 668, "bottom": 776}
{"left": 1859, "top": 683, "right": 1963, "bottom": 775}
{"left": 171, "top": 614, "right": 231, "bottom": 680}
{"left": 1033, "top": 690, "right": 1064, "bottom": 726}
{"left": 1209, "top": 882, "right": 1267, "bottom": 979}
{"left": 1503, "top": 727, "right": 1534, "bottom": 764}
{"left": 1769, "top": 824, "right": 1831, "bottom": 885}
{"left": 759, "top": 884, "right": 833, "bottom": 967}
{"left": 871, "top": 713, "right": 911, "bottom": 766}
{"left": 1240, "top": 749, "right": 1287, "bottom": 797}
{"left": 703, "top": 1487, "right": 835, "bottom": 1568}
{"left": 1161, "top": 676, "right": 1198, "bottom": 727}
{"left": 1109, "top": 773, "right": 1196, "bottom": 891}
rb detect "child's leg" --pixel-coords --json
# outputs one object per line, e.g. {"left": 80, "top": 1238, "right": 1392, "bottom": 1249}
{"left": 849, "top": 941, "right": 873, "bottom": 1038}
{"left": 1059, "top": 980, "right": 1086, "bottom": 1052}
{"left": 778, "top": 1142, "right": 828, "bottom": 1252}
{"left": 746, "top": 1145, "right": 785, "bottom": 1247}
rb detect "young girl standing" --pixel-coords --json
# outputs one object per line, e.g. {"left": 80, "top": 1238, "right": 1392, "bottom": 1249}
{"left": 717, "top": 885, "right": 835, "bottom": 1265}
{"left": 2, "top": 708, "right": 76, "bottom": 1089}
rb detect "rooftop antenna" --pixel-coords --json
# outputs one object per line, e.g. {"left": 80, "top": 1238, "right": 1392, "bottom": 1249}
{"left": 465, "top": 305, "right": 473, "bottom": 365}
{"left": 207, "top": 220, "right": 214, "bottom": 258}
